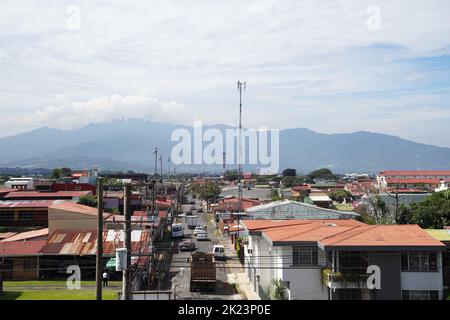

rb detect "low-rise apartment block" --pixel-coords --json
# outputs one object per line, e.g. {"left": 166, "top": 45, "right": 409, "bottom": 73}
{"left": 243, "top": 219, "right": 445, "bottom": 300}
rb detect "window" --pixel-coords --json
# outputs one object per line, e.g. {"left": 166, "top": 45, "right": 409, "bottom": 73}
{"left": 401, "top": 252, "right": 438, "bottom": 272}
{"left": 292, "top": 246, "right": 318, "bottom": 266}
{"left": 338, "top": 251, "right": 368, "bottom": 274}
{"left": 402, "top": 290, "right": 439, "bottom": 300}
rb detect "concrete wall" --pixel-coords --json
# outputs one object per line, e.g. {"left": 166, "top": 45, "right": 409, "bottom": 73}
{"left": 48, "top": 207, "right": 97, "bottom": 234}
{"left": 246, "top": 236, "right": 328, "bottom": 300}
{"left": 283, "top": 267, "right": 327, "bottom": 300}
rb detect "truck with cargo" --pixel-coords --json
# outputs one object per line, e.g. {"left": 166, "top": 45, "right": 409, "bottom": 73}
{"left": 189, "top": 252, "right": 216, "bottom": 292}
{"left": 185, "top": 215, "right": 198, "bottom": 229}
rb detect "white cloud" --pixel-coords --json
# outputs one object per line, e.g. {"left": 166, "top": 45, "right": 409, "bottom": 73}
{"left": 0, "top": 0, "right": 449, "bottom": 145}
{"left": 22, "top": 94, "right": 192, "bottom": 130}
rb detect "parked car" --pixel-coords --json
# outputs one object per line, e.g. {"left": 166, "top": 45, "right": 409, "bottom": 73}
{"left": 171, "top": 223, "right": 184, "bottom": 239}
{"left": 196, "top": 230, "right": 208, "bottom": 241}
{"left": 212, "top": 245, "right": 226, "bottom": 260}
{"left": 179, "top": 240, "right": 196, "bottom": 251}
{"left": 194, "top": 226, "right": 204, "bottom": 236}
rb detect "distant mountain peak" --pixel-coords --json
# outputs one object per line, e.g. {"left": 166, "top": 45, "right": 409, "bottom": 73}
{"left": 0, "top": 119, "right": 449, "bottom": 173}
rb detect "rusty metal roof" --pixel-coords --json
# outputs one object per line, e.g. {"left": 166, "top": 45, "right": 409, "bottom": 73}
{"left": 40, "top": 229, "right": 151, "bottom": 256}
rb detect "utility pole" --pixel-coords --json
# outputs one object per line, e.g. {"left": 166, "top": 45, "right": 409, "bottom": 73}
{"left": 122, "top": 183, "right": 132, "bottom": 300}
{"left": 159, "top": 155, "right": 163, "bottom": 181}
{"left": 153, "top": 147, "right": 158, "bottom": 177}
{"left": 223, "top": 152, "right": 226, "bottom": 170}
{"left": 237, "top": 80, "right": 246, "bottom": 202}
{"left": 95, "top": 178, "right": 104, "bottom": 300}
{"left": 168, "top": 157, "right": 171, "bottom": 180}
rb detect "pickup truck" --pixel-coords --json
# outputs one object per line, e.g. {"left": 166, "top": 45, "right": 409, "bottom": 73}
{"left": 190, "top": 252, "right": 216, "bottom": 292}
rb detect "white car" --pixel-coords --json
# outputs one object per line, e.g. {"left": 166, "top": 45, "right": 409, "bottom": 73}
{"left": 194, "top": 226, "right": 204, "bottom": 236}
{"left": 196, "top": 230, "right": 208, "bottom": 241}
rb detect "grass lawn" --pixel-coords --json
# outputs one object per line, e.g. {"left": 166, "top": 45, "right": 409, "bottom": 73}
{"left": 3, "top": 280, "right": 122, "bottom": 288}
{"left": 0, "top": 290, "right": 117, "bottom": 300}
{"left": 0, "top": 280, "right": 120, "bottom": 300}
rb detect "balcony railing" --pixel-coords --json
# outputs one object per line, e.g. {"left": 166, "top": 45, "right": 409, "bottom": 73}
{"left": 322, "top": 268, "right": 369, "bottom": 289}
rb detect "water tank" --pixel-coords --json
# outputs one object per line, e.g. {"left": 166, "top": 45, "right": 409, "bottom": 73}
{"left": 116, "top": 248, "right": 128, "bottom": 271}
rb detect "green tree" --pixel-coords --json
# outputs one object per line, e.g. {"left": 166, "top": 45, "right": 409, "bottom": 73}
{"left": 329, "top": 190, "right": 352, "bottom": 203}
{"left": 271, "top": 189, "right": 281, "bottom": 201}
{"left": 308, "top": 168, "right": 336, "bottom": 181}
{"left": 281, "top": 176, "right": 296, "bottom": 188}
{"left": 61, "top": 167, "right": 72, "bottom": 177}
{"left": 271, "top": 279, "right": 287, "bottom": 300}
{"left": 78, "top": 195, "right": 98, "bottom": 208}
{"left": 398, "top": 190, "right": 450, "bottom": 228}
{"left": 223, "top": 170, "right": 240, "bottom": 181}
{"left": 297, "top": 189, "right": 310, "bottom": 202}
{"left": 282, "top": 168, "right": 297, "bottom": 177}
{"left": 51, "top": 168, "right": 62, "bottom": 180}
{"left": 190, "top": 182, "right": 221, "bottom": 209}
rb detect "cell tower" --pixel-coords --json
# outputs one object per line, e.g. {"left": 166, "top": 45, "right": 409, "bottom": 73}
{"left": 237, "top": 80, "right": 246, "bottom": 202}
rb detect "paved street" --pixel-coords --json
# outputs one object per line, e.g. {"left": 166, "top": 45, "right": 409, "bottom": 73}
{"left": 161, "top": 197, "right": 240, "bottom": 300}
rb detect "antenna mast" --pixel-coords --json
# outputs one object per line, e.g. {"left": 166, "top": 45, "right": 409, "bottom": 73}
{"left": 237, "top": 80, "right": 246, "bottom": 202}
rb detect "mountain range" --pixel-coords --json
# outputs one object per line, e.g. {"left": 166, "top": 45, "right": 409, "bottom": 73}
{"left": 0, "top": 119, "right": 449, "bottom": 174}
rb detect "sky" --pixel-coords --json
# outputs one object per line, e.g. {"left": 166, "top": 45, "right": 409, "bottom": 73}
{"left": 1, "top": 0, "right": 450, "bottom": 147}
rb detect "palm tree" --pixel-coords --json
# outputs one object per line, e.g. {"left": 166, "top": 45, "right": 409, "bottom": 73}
{"left": 271, "top": 279, "right": 286, "bottom": 300}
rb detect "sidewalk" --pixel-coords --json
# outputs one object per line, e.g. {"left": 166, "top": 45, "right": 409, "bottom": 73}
{"left": 208, "top": 213, "right": 260, "bottom": 300}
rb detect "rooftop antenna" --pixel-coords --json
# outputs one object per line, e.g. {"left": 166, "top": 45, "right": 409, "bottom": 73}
{"left": 237, "top": 80, "right": 246, "bottom": 202}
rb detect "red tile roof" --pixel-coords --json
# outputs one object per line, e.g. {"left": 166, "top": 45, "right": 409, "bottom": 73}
{"left": 320, "top": 224, "right": 445, "bottom": 248}
{"left": 243, "top": 219, "right": 444, "bottom": 248}
{"left": 0, "top": 240, "right": 47, "bottom": 256}
{"left": 380, "top": 170, "right": 450, "bottom": 176}
{"left": 386, "top": 178, "right": 442, "bottom": 184}
{"left": 244, "top": 219, "right": 364, "bottom": 242}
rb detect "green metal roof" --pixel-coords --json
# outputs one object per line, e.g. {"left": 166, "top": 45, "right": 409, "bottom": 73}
{"left": 426, "top": 229, "right": 450, "bottom": 241}
{"left": 106, "top": 258, "right": 116, "bottom": 269}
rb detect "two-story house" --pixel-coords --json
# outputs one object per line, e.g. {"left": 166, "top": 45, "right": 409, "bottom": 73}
{"left": 243, "top": 219, "right": 445, "bottom": 300}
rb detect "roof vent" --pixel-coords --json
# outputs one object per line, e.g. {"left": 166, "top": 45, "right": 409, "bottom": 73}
{"left": 323, "top": 222, "right": 337, "bottom": 227}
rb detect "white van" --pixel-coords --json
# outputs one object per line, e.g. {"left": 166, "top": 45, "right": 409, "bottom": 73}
{"left": 213, "top": 245, "right": 225, "bottom": 260}
{"left": 171, "top": 223, "right": 184, "bottom": 238}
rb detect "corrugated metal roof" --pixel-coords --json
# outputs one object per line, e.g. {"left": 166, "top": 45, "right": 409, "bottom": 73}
{"left": 5, "top": 191, "right": 92, "bottom": 198}
{"left": 0, "top": 240, "right": 47, "bottom": 256}
{"left": 0, "top": 200, "right": 65, "bottom": 208}
{"left": 1, "top": 228, "right": 48, "bottom": 242}
{"left": 40, "top": 229, "right": 151, "bottom": 256}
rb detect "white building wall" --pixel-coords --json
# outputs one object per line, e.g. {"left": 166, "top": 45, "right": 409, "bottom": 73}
{"left": 400, "top": 254, "right": 443, "bottom": 299}
{"left": 245, "top": 236, "right": 328, "bottom": 300}
{"left": 279, "top": 246, "right": 328, "bottom": 300}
